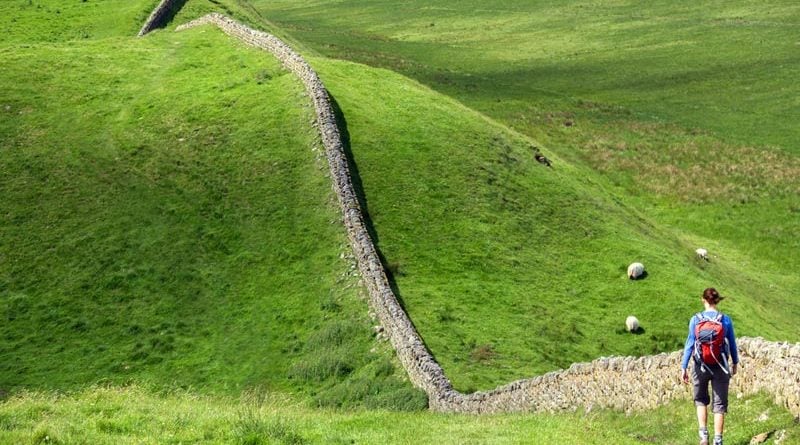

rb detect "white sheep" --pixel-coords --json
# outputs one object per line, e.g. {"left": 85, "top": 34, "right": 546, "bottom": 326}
{"left": 696, "top": 248, "right": 709, "bottom": 261}
{"left": 627, "top": 262, "right": 645, "bottom": 280}
{"left": 625, "top": 316, "right": 640, "bottom": 333}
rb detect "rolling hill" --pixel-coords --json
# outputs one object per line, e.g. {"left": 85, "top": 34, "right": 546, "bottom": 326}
{"left": 1, "top": 0, "right": 799, "bottom": 443}
{"left": 0, "top": 0, "right": 421, "bottom": 409}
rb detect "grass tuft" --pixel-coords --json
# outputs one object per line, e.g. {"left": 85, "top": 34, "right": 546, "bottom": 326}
{"left": 234, "top": 409, "right": 306, "bottom": 445}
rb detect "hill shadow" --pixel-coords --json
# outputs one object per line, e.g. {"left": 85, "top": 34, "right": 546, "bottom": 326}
{"left": 146, "top": 0, "right": 189, "bottom": 33}
{"left": 328, "top": 96, "right": 410, "bottom": 313}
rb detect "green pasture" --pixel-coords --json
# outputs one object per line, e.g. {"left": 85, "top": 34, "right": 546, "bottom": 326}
{"left": 308, "top": 56, "right": 798, "bottom": 391}
{"left": 249, "top": 0, "right": 799, "bottom": 153}
{"left": 0, "top": 11, "right": 421, "bottom": 409}
{"left": 248, "top": 0, "right": 800, "bottom": 302}
{"left": 0, "top": 0, "right": 154, "bottom": 42}
{"left": 244, "top": 0, "right": 800, "bottom": 386}
{"left": 1, "top": 386, "right": 798, "bottom": 444}
{"left": 1, "top": 0, "right": 799, "bottom": 441}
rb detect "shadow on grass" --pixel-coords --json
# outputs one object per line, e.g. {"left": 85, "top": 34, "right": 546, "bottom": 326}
{"left": 147, "top": 0, "right": 189, "bottom": 33}
{"left": 329, "top": 96, "right": 419, "bottom": 322}
{"left": 330, "top": 94, "right": 449, "bottom": 397}
{"left": 630, "top": 270, "right": 649, "bottom": 280}
{"left": 616, "top": 326, "right": 647, "bottom": 335}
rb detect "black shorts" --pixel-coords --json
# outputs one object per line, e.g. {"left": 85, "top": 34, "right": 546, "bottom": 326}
{"left": 692, "top": 361, "right": 731, "bottom": 414}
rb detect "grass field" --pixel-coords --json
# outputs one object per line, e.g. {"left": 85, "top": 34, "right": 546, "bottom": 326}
{"left": 245, "top": 0, "right": 800, "bottom": 386}
{"left": 248, "top": 0, "right": 800, "bottom": 153}
{"left": 0, "top": 2, "right": 422, "bottom": 409}
{"left": 2, "top": 0, "right": 799, "bottom": 442}
{"left": 4, "top": 0, "right": 800, "bottom": 392}
{"left": 0, "top": 0, "right": 152, "bottom": 42}
{"left": 305, "top": 56, "right": 799, "bottom": 391}
{"left": 1, "top": 386, "right": 799, "bottom": 444}
{"left": 248, "top": 0, "right": 800, "bottom": 288}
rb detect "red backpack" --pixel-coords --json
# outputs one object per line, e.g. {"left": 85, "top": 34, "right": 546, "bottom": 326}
{"left": 693, "top": 312, "right": 729, "bottom": 372}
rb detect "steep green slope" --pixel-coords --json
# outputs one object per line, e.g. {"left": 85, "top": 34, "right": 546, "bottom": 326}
{"left": 0, "top": 19, "right": 421, "bottom": 408}
{"left": 309, "top": 57, "right": 797, "bottom": 391}
{"left": 3, "top": 0, "right": 796, "bottom": 403}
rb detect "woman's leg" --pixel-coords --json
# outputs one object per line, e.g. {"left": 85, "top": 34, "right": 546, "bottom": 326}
{"left": 693, "top": 363, "right": 712, "bottom": 443}
{"left": 710, "top": 369, "right": 731, "bottom": 443}
{"left": 696, "top": 405, "right": 707, "bottom": 428}
{"left": 714, "top": 413, "right": 725, "bottom": 436}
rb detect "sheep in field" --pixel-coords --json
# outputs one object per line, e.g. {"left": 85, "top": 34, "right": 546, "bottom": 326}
{"left": 696, "top": 248, "right": 709, "bottom": 261}
{"left": 627, "top": 262, "right": 645, "bottom": 280}
{"left": 625, "top": 316, "right": 640, "bottom": 333}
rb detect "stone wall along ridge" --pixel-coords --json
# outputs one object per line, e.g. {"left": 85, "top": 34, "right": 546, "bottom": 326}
{"left": 138, "top": 0, "right": 181, "bottom": 37}
{"left": 175, "top": 13, "right": 457, "bottom": 405}
{"left": 164, "top": 12, "right": 800, "bottom": 415}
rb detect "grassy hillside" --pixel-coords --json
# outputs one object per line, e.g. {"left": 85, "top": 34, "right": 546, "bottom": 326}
{"left": 3, "top": 0, "right": 798, "bottom": 396}
{"left": 247, "top": 0, "right": 800, "bottom": 332}
{"left": 2, "top": 386, "right": 799, "bottom": 444}
{"left": 0, "top": 6, "right": 421, "bottom": 409}
{"left": 248, "top": 0, "right": 800, "bottom": 153}
{"left": 309, "top": 57, "right": 797, "bottom": 391}
{"left": 0, "top": 0, "right": 155, "bottom": 42}
{"left": 2, "top": 1, "right": 800, "bottom": 443}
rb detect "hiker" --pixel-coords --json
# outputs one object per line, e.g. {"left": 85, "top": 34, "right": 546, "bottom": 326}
{"left": 681, "top": 288, "right": 740, "bottom": 445}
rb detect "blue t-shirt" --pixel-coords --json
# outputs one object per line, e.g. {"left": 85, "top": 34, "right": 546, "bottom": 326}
{"left": 681, "top": 310, "right": 739, "bottom": 369}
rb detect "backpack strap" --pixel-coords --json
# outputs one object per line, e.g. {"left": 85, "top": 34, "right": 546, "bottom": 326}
{"left": 692, "top": 313, "right": 703, "bottom": 364}
{"left": 696, "top": 312, "right": 723, "bottom": 324}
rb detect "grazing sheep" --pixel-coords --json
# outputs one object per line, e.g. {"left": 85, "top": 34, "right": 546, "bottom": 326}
{"left": 696, "top": 248, "right": 709, "bottom": 261}
{"left": 625, "top": 315, "right": 640, "bottom": 333}
{"left": 627, "top": 262, "right": 645, "bottom": 280}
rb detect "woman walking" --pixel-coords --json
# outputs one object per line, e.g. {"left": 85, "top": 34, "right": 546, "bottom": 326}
{"left": 681, "top": 288, "right": 739, "bottom": 445}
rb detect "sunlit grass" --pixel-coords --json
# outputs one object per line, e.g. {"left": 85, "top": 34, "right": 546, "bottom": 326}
{"left": 245, "top": 0, "right": 800, "bottom": 387}
{"left": 1, "top": 386, "right": 799, "bottom": 444}
{"left": 305, "top": 57, "right": 799, "bottom": 391}
{"left": 0, "top": 20, "right": 422, "bottom": 408}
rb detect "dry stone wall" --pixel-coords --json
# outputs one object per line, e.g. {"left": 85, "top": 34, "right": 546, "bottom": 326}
{"left": 175, "top": 14, "right": 457, "bottom": 404}
{"left": 161, "top": 11, "right": 800, "bottom": 415}
{"left": 138, "top": 0, "right": 181, "bottom": 36}
{"left": 437, "top": 338, "right": 800, "bottom": 415}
